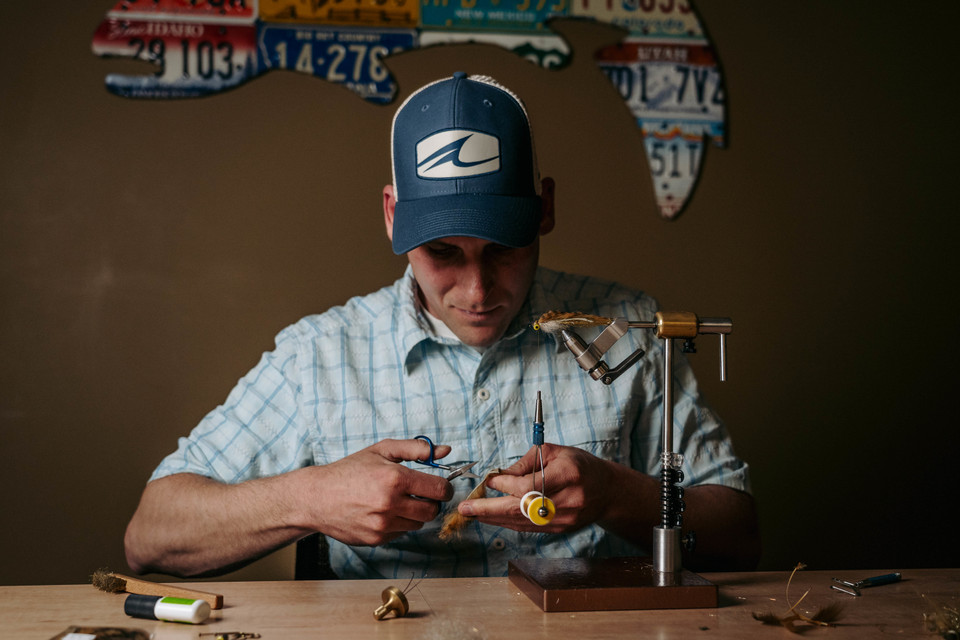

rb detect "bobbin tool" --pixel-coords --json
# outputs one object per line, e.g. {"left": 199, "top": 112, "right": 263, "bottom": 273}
{"left": 414, "top": 435, "right": 480, "bottom": 480}
{"left": 520, "top": 390, "right": 555, "bottom": 526}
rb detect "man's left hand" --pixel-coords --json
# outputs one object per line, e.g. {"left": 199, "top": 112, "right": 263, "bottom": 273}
{"left": 457, "top": 444, "right": 626, "bottom": 533}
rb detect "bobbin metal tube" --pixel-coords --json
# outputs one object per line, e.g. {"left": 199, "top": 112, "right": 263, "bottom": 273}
{"left": 653, "top": 526, "right": 682, "bottom": 574}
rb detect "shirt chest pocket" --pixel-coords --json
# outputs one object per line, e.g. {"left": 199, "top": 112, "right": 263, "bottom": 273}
{"left": 549, "top": 418, "right": 628, "bottom": 464}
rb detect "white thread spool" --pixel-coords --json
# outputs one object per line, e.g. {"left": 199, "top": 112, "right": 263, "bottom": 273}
{"left": 520, "top": 491, "right": 555, "bottom": 526}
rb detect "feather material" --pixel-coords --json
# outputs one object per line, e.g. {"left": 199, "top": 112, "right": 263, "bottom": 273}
{"left": 534, "top": 311, "right": 612, "bottom": 334}
{"left": 439, "top": 470, "right": 501, "bottom": 541}
{"left": 752, "top": 563, "right": 844, "bottom": 632}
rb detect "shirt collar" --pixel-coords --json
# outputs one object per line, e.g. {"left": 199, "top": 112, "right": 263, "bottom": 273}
{"left": 396, "top": 265, "right": 435, "bottom": 361}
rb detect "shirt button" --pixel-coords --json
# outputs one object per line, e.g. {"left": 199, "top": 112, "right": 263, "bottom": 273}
{"left": 491, "top": 538, "right": 506, "bottom": 550}
{"left": 477, "top": 388, "right": 491, "bottom": 401}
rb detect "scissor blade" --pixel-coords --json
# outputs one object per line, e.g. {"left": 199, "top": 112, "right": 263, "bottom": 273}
{"left": 447, "top": 461, "right": 480, "bottom": 481}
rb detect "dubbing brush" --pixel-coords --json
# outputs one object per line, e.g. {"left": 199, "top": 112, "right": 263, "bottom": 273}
{"left": 91, "top": 568, "right": 223, "bottom": 610}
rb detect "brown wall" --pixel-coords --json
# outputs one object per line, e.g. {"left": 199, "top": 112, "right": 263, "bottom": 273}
{"left": 2, "top": 2, "right": 957, "bottom": 585}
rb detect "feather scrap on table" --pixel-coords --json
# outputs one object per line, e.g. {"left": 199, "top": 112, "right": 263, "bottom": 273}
{"left": 439, "top": 470, "right": 501, "bottom": 541}
{"left": 922, "top": 594, "right": 959, "bottom": 639}
{"left": 752, "top": 563, "right": 844, "bottom": 632}
{"left": 534, "top": 311, "right": 612, "bottom": 334}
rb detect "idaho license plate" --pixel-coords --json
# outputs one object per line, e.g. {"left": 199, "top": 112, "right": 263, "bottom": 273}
{"left": 92, "top": 18, "right": 258, "bottom": 98}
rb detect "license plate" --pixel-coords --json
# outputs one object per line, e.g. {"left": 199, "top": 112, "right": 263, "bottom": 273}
{"left": 92, "top": 18, "right": 258, "bottom": 98}
{"left": 106, "top": 0, "right": 258, "bottom": 23}
{"left": 571, "top": 0, "right": 702, "bottom": 37}
{"left": 259, "top": 0, "right": 418, "bottom": 28}
{"left": 640, "top": 119, "right": 721, "bottom": 218}
{"left": 596, "top": 39, "right": 724, "bottom": 123}
{"left": 421, "top": 0, "right": 569, "bottom": 32}
{"left": 419, "top": 30, "right": 569, "bottom": 68}
{"left": 257, "top": 24, "right": 416, "bottom": 102}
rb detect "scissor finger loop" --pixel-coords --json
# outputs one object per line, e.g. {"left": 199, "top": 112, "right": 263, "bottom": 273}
{"left": 414, "top": 435, "right": 440, "bottom": 467}
{"left": 414, "top": 435, "right": 479, "bottom": 480}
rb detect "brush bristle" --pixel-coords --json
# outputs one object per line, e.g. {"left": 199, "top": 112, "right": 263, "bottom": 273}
{"left": 91, "top": 568, "right": 126, "bottom": 593}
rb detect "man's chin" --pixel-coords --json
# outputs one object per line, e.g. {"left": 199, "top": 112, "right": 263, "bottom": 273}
{"left": 453, "top": 324, "right": 506, "bottom": 349}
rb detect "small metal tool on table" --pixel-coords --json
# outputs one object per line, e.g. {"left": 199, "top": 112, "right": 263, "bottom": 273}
{"left": 831, "top": 572, "right": 902, "bottom": 596}
{"left": 414, "top": 435, "right": 480, "bottom": 481}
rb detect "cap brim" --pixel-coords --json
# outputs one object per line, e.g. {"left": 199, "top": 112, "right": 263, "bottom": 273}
{"left": 392, "top": 193, "right": 542, "bottom": 255}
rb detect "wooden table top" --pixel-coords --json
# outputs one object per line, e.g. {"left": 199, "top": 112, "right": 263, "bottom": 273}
{"left": 3, "top": 567, "right": 956, "bottom": 639}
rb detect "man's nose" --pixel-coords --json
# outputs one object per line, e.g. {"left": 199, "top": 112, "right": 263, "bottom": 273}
{"left": 461, "top": 262, "right": 493, "bottom": 306}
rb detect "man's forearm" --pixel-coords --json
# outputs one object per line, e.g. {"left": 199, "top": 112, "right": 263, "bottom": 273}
{"left": 124, "top": 439, "right": 455, "bottom": 578}
{"left": 124, "top": 472, "right": 312, "bottom": 578}
{"left": 598, "top": 462, "right": 761, "bottom": 571}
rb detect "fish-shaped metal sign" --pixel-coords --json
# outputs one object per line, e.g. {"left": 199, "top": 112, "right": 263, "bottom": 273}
{"left": 91, "top": 0, "right": 725, "bottom": 218}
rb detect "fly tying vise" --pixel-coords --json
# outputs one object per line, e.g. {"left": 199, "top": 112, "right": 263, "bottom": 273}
{"left": 535, "top": 309, "right": 732, "bottom": 576}
{"left": 520, "top": 390, "right": 555, "bottom": 525}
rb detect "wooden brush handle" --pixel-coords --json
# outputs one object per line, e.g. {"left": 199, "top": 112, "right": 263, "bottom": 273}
{"left": 113, "top": 573, "right": 223, "bottom": 609}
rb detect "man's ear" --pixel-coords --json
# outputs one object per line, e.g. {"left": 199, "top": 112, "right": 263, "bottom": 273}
{"left": 539, "top": 177, "right": 556, "bottom": 236}
{"left": 383, "top": 184, "right": 396, "bottom": 242}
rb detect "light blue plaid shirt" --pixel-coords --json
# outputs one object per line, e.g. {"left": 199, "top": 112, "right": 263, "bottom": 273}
{"left": 153, "top": 265, "right": 751, "bottom": 578}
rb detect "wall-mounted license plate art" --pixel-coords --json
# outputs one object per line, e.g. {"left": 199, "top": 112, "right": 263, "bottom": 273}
{"left": 92, "top": 0, "right": 726, "bottom": 219}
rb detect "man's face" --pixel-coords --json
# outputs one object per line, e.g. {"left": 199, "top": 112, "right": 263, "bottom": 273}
{"left": 383, "top": 178, "right": 555, "bottom": 348}
{"left": 407, "top": 236, "right": 539, "bottom": 348}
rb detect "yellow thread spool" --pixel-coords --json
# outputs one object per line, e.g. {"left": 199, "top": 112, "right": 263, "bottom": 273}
{"left": 520, "top": 491, "right": 555, "bottom": 525}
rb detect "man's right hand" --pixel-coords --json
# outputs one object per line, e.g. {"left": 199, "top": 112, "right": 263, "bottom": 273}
{"left": 303, "top": 438, "right": 455, "bottom": 546}
{"left": 124, "top": 438, "right": 454, "bottom": 577}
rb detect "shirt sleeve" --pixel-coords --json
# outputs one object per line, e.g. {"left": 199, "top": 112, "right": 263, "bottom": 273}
{"left": 620, "top": 294, "right": 751, "bottom": 495}
{"left": 150, "top": 327, "right": 314, "bottom": 484}
{"left": 669, "top": 354, "right": 752, "bottom": 493}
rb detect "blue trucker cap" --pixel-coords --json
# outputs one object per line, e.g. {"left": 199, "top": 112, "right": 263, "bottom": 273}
{"left": 390, "top": 72, "right": 542, "bottom": 255}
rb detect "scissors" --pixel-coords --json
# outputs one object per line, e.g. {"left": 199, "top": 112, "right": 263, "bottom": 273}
{"left": 414, "top": 435, "right": 480, "bottom": 481}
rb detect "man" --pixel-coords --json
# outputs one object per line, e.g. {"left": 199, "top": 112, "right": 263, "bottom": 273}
{"left": 125, "top": 72, "right": 759, "bottom": 579}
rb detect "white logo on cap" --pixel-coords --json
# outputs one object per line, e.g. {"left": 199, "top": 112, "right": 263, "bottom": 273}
{"left": 416, "top": 130, "right": 500, "bottom": 179}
